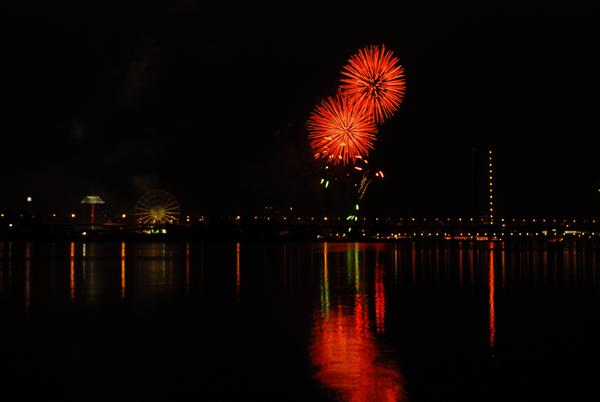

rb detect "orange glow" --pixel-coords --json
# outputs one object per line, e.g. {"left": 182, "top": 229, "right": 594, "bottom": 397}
{"left": 69, "top": 242, "right": 75, "bottom": 301}
{"left": 354, "top": 243, "right": 360, "bottom": 292}
{"left": 120, "top": 242, "right": 126, "bottom": 300}
{"left": 340, "top": 44, "right": 406, "bottom": 124}
{"left": 308, "top": 92, "right": 377, "bottom": 166}
{"left": 374, "top": 254, "right": 386, "bottom": 334}
{"left": 311, "top": 296, "right": 406, "bottom": 401}
{"left": 321, "top": 242, "right": 330, "bottom": 314}
{"left": 235, "top": 242, "right": 240, "bottom": 299}
{"left": 488, "top": 242, "right": 496, "bottom": 350}
{"left": 354, "top": 291, "right": 368, "bottom": 334}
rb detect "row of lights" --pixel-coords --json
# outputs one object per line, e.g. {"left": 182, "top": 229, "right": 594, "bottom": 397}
{"left": 316, "top": 231, "right": 600, "bottom": 240}
{"left": 2, "top": 212, "right": 600, "bottom": 226}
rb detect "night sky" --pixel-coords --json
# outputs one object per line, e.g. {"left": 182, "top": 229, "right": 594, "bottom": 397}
{"left": 2, "top": 1, "right": 600, "bottom": 217}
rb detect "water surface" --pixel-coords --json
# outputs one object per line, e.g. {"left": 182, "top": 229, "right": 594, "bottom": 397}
{"left": 1, "top": 241, "right": 600, "bottom": 401}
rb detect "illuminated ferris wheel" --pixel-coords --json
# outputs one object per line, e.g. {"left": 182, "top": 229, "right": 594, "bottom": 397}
{"left": 135, "top": 190, "right": 180, "bottom": 225}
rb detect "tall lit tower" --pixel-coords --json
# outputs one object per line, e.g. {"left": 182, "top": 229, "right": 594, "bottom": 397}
{"left": 81, "top": 195, "right": 105, "bottom": 226}
{"left": 488, "top": 146, "right": 495, "bottom": 225}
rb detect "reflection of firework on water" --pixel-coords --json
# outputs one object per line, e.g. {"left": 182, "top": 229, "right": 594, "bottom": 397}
{"left": 310, "top": 304, "right": 406, "bottom": 402}
{"left": 308, "top": 92, "right": 377, "bottom": 166}
{"left": 311, "top": 243, "right": 406, "bottom": 401}
{"left": 340, "top": 44, "right": 406, "bottom": 124}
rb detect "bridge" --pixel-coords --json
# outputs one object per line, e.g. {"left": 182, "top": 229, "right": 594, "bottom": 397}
{"left": 1, "top": 214, "right": 599, "bottom": 242}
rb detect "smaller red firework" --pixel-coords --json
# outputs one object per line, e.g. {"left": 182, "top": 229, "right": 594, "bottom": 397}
{"left": 307, "top": 92, "right": 377, "bottom": 166}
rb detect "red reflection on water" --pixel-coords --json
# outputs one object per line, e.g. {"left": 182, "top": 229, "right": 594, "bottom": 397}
{"left": 69, "top": 242, "right": 75, "bottom": 301}
{"left": 488, "top": 242, "right": 496, "bottom": 350}
{"left": 468, "top": 246, "right": 474, "bottom": 285}
{"left": 311, "top": 243, "right": 405, "bottom": 402}
{"left": 120, "top": 242, "right": 126, "bottom": 300}
{"left": 311, "top": 304, "right": 406, "bottom": 401}
{"left": 322, "top": 243, "right": 330, "bottom": 314}
{"left": 374, "top": 254, "right": 385, "bottom": 334}
{"left": 393, "top": 245, "right": 398, "bottom": 281}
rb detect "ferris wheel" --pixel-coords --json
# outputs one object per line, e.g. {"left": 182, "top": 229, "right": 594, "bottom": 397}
{"left": 135, "top": 190, "right": 181, "bottom": 225}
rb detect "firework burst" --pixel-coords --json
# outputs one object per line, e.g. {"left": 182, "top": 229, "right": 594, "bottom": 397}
{"left": 340, "top": 44, "right": 406, "bottom": 124}
{"left": 308, "top": 92, "right": 377, "bottom": 166}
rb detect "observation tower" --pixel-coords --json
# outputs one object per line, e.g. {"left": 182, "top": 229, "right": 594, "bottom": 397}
{"left": 81, "top": 195, "right": 105, "bottom": 226}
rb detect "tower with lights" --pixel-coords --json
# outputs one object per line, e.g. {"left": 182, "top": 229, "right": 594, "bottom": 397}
{"left": 488, "top": 146, "right": 495, "bottom": 225}
{"left": 81, "top": 195, "right": 105, "bottom": 226}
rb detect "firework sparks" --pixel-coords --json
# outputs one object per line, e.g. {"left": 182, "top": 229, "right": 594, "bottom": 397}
{"left": 308, "top": 92, "right": 377, "bottom": 166}
{"left": 340, "top": 44, "right": 406, "bottom": 124}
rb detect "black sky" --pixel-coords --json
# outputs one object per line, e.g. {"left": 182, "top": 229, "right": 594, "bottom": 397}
{"left": 2, "top": 1, "right": 600, "bottom": 217}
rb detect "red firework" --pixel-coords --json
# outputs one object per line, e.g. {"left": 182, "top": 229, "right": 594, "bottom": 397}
{"left": 340, "top": 44, "right": 406, "bottom": 124}
{"left": 308, "top": 92, "right": 377, "bottom": 166}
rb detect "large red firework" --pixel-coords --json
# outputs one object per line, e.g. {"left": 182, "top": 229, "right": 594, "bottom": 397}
{"left": 308, "top": 92, "right": 377, "bottom": 166}
{"left": 340, "top": 44, "right": 406, "bottom": 124}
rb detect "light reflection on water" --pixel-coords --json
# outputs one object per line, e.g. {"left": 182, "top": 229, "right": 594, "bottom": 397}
{"left": 310, "top": 243, "right": 406, "bottom": 402}
{"left": 0, "top": 242, "right": 191, "bottom": 307}
{"left": 1, "top": 240, "right": 600, "bottom": 401}
{"left": 1, "top": 240, "right": 599, "bottom": 306}
{"left": 120, "top": 242, "right": 126, "bottom": 300}
{"left": 70, "top": 242, "right": 75, "bottom": 301}
{"left": 489, "top": 242, "right": 496, "bottom": 351}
